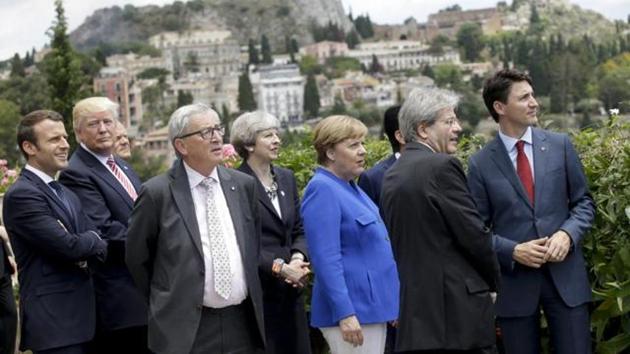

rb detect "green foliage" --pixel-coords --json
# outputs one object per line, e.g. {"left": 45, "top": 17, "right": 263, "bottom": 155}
{"left": 184, "top": 51, "right": 200, "bottom": 73}
{"left": 137, "top": 67, "right": 170, "bottom": 80}
{"left": 44, "top": 0, "right": 88, "bottom": 152}
{"left": 248, "top": 39, "right": 260, "bottom": 65}
{"left": 345, "top": 30, "right": 360, "bottom": 49}
{"left": 127, "top": 148, "right": 168, "bottom": 182}
{"left": 298, "top": 55, "right": 323, "bottom": 76}
{"left": 428, "top": 35, "right": 450, "bottom": 55}
{"left": 237, "top": 71, "right": 257, "bottom": 111}
{"left": 456, "top": 22, "right": 485, "bottom": 62}
{"left": 91, "top": 41, "right": 162, "bottom": 58}
{"left": 324, "top": 56, "right": 361, "bottom": 78}
{"left": 303, "top": 73, "right": 320, "bottom": 118}
{"left": 0, "top": 73, "right": 52, "bottom": 115}
{"left": 368, "top": 55, "right": 383, "bottom": 74}
{"left": 433, "top": 64, "right": 465, "bottom": 91}
{"left": 596, "top": 53, "right": 630, "bottom": 111}
{"left": 353, "top": 14, "right": 374, "bottom": 39}
{"left": 311, "top": 21, "right": 345, "bottom": 42}
{"left": 574, "top": 115, "right": 630, "bottom": 353}
{"left": 177, "top": 90, "right": 194, "bottom": 107}
{"left": 10, "top": 54, "right": 25, "bottom": 78}
{"left": 0, "top": 100, "right": 22, "bottom": 165}
{"left": 261, "top": 35, "right": 273, "bottom": 64}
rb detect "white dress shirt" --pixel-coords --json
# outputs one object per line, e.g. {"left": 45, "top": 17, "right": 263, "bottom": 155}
{"left": 498, "top": 126, "right": 535, "bottom": 182}
{"left": 184, "top": 162, "right": 248, "bottom": 308}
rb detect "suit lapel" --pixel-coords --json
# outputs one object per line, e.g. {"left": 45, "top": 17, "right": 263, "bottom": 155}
{"left": 532, "top": 128, "right": 549, "bottom": 208}
{"left": 77, "top": 147, "right": 134, "bottom": 208}
{"left": 22, "top": 170, "right": 76, "bottom": 231}
{"left": 169, "top": 161, "right": 204, "bottom": 258}
{"left": 217, "top": 167, "right": 248, "bottom": 258}
{"left": 488, "top": 136, "right": 533, "bottom": 209}
{"left": 238, "top": 162, "right": 282, "bottom": 222}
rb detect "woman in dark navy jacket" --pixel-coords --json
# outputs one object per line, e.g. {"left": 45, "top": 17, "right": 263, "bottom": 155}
{"left": 301, "top": 115, "right": 399, "bottom": 354}
{"left": 230, "top": 111, "right": 311, "bottom": 354}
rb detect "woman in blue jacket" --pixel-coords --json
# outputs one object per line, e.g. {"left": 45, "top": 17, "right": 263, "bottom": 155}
{"left": 301, "top": 115, "right": 399, "bottom": 354}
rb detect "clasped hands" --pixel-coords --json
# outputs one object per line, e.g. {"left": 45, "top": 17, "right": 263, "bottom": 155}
{"left": 512, "top": 230, "right": 572, "bottom": 268}
{"left": 280, "top": 259, "right": 310, "bottom": 288}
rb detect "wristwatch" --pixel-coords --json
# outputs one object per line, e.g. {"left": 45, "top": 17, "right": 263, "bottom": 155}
{"left": 272, "top": 258, "right": 285, "bottom": 277}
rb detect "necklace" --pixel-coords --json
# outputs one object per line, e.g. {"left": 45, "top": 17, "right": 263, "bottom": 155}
{"left": 264, "top": 168, "right": 278, "bottom": 200}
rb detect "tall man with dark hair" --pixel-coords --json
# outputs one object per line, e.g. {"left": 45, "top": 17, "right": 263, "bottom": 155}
{"left": 468, "top": 69, "right": 595, "bottom": 354}
{"left": 358, "top": 105, "right": 405, "bottom": 207}
{"left": 59, "top": 97, "right": 149, "bottom": 353}
{"left": 3, "top": 110, "right": 107, "bottom": 354}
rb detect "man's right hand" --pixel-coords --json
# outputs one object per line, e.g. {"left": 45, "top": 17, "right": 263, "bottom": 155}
{"left": 513, "top": 237, "right": 549, "bottom": 268}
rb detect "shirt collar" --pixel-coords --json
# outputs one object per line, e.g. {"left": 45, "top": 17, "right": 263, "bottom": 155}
{"left": 80, "top": 142, "right": 112, "bottom": 165}
{"left": 183, "top": 161, "right": 219, "bottom": 190}
{"left": 25, "top": 164, "right": 55, "bottom": 184}
{"left": 499, "top": 126, "right": 533, "bottom": 152}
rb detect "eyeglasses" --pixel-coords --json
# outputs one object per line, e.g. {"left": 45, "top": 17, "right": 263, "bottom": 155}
{"left": 177, "top": 125, "right": 225, "bottom": 140}
{"left": 440, "top": 118, "right": 461, "bottom": 127}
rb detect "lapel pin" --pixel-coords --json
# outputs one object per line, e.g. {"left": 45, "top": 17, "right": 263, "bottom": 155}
{"left": 231, "top": 186, "right": 236, "bottom": 191}
{"left": 541, "top": 146, "right": 546, "bottom": 152}
{"left": 280, "top": 190, "right": 285, "bottom": 197}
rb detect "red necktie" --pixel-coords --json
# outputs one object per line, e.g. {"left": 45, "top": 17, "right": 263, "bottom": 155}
{"left": 515, "top": 140, "right": 534, "bottom": 204}
{"left": 106, "top": 156, "right": 137, "bottom": 201}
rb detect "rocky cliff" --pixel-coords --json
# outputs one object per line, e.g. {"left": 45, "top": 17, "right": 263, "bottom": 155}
{"left": 69, "top": 0, "right": 353, "bottom": 53}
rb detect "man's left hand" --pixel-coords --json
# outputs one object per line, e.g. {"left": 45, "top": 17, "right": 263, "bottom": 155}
{"left": 544, "top": 230, "right": 571, "bottom": 262}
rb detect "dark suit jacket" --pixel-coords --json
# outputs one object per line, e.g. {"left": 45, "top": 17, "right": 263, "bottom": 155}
{"left": 126, "top": 161, "right": 265, "bottom": 354}
{"left": 467, "top": 128, "right": 595, "bottom": 317}
{"left": 237, "top": 162, "right": 311, "bottom": 354}
{"left": 358, "top": 154, "right": 397, "bottom": 207}
{"left": 59, "top": 145, "right": 147, "bottom": 331}
{"left": 2, "top": 169, "right": 107, "bottom": 351}
{"left": 381, "top": 142, "right": 500, "bottom": 351}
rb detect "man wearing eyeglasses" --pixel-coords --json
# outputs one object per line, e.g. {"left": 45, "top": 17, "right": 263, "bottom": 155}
{"left": 58, "top": 97, "right": 149, "bottom": 353}
{"left": 126, "top": 103, "right": 266, "bottom": 354}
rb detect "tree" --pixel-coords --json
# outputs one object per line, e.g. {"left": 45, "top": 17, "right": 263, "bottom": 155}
{"left": 0, "top": 99, "right": 22, "bottom": 165}
{"left": 184, "top": 51, "right": 200, "bottom": 73}
{"left": 331, "top": 94, "right": 346, "bottom": 115}
{"left": 354, "top": 15, "right": 374, "bottom": 39}
{"left": 220, "top": 104, "right": 232, "bottom": 141}
{"left": 428, "top": 35, "right": 449, "bottom": 55}
{"left": 303, "top": 73, "right": 320, "bottom": 118}
{"left": 10, "top": 53, "right": 25, "bottom": 78}
{"left": 248, "top": 39, "right": 260, "bottom": 65}
{"left": 261, "top": 35, "right": 273, "bottom": 64}
{"left": 43, "top": 0, "right": 87, "bottom": 150}
{"left": 368, "top": 54, "right": 383, "bottom": 73}
{"left": 177, "top": 90, "right": 194, "bottom": 107}
{"left": 345, "top": 30, "right": 360, "bottom": 49}
{"left": 238, "top": 71, "right": 257, "bottom": 111}
{"left": 456, "top": 22, "right": 484, "bottom": 62}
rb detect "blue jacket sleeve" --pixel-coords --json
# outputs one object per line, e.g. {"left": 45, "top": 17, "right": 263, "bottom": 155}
{"left": 301, "top": 179, "right": 355, "bottom": 323}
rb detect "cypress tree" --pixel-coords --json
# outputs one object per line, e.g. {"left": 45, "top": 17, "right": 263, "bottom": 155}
{"left": 10, "top": 53, "right": 25, "bottom": 78}
{"left": 238, "top": 70, "right": 257, "bottom": 111}
{"left": 303, "top": 73, "right": 320, "bottom": 118}
{"left": 261, "top": 35, "right": 273, "bottom": 64}
{"left": 248, "top": 39, "right": 260, "bottom": 65}
{"left": 43, "top": 0, "right": 86, "bottom": 150}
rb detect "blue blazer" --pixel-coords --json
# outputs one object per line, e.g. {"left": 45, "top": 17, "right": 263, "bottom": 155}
{"left": 59, "top": 146, "right": 147, "bottom": 331}
{"left": 2, "top": 169, "right": 107, "bottom": 351}
{"left": 467, "top": 128, "right": 595, "bottom": 317}
{"left": 358, "top": 154, "right": 397, "bottom": 207}
{"left": 301, "top": 168, "right": 399, "bottom": 327}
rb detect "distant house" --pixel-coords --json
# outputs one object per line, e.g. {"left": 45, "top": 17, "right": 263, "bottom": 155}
{"left": 93, "top": 67, "right": 143, "bottom": 131}
{"left": 254, "top": 64, "right": 305, "bottom": 125}
{"left": 300, "top": 41, "right": 349, "bottom": 64}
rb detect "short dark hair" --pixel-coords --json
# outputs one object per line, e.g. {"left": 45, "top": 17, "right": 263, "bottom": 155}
{"left": 17, "top": 110, "right": 64, "bottom": 159}
{"left": 383, "top": 106, "right": 401, "bottom": 153}
{"left": 482, "top": 69, "right": 533, "bottom": 122}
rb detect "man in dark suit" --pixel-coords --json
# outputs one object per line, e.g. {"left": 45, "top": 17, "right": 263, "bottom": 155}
{"left": 126, "top": 104, "right": 265, "bottom": 354}
{"left": 3, "top": 110, "right": 107, "bottom": 354}
{"left": 58, "top": 97, "right": 148, "bottom": 353}
{"left": 381, "top": 87, "right": 500, "bottom": 353}
{"left": 358, "top": 105, "right": 404, "bottom": 207}
{"left": 467, "top": 69, "right": 595, "bottom": 354}
{"left": 0, "top": 226, "right": 17, "bottom": 354}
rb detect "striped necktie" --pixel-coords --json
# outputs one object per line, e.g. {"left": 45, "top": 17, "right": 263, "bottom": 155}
{"left": 106, "top": 156, "right": 137, "bottom": 201}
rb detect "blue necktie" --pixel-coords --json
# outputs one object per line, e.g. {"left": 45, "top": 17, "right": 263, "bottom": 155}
{"left": 49, "top": 181, "right": 74, "bottom": 219}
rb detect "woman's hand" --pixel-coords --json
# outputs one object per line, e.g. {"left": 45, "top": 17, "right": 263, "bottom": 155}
{"left": 339, "top": 315, "right": 363, "bottom": 347}
{"left": 281, "top": 259, "right": 310, "bottom": 288}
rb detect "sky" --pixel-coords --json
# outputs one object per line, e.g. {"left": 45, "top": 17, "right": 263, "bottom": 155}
{"left": 0, "top": 0, "right": 628, "bottom": 61}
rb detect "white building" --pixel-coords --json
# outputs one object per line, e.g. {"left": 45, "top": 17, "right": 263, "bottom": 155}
{"left": 255, "top": 64, "right": 305, "bottom": 125}
{"left": 106, "top": 53, "right": 167, "bottom": 78}
{"left": 149, "top": 30, "right": 242, "bottom": 79}
{"left": 347, "top": 40, "right": 460, "bottom": 72}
